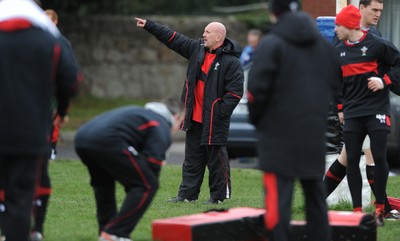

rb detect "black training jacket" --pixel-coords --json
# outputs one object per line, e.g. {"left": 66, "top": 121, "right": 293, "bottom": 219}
{"left": 334, "top": 32, "right": 400, "bottom": 120}
{"left": 74, "top": 106, "right": 172, "bottom": 164}
{"left": 143, "top": 20, "right": 244, "bottom": 145}
{"left": 0, "top": 20, "right": 80, "bottom": 155}
{"left": 247, "top": 12, "right": 340, "bottom": 178}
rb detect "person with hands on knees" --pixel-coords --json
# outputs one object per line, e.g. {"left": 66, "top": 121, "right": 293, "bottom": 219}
{"left": 135, "top": 17, "right": 243, "bottom": 204}
{"left": 75, "top": 98, "right": 184, "bottom": 241}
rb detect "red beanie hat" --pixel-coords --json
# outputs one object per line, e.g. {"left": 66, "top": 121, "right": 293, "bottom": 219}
{"left": 335, "top": 5, "right": 361, "bottom": 29}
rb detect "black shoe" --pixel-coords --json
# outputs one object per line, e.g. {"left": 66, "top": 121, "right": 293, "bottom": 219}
{"left": 167, "top": 196, "right": 195, "bottom": 203}
{"left": 203, "top": 198, "right": 223, "bottom": 205}
{"left": 375, "top": 209, "right": 385, "bottom": 227}
{"left": 384, "top": 209, "right": 400, "bottom": 221}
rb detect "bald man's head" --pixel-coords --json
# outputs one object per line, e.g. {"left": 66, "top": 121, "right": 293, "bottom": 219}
{"left": 203, "top": 22, "right": 226, "bottom": 50}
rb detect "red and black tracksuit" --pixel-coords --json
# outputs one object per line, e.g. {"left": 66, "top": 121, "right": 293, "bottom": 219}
{"left": 74, "top": 106, "right": 172, "bottom": 238}
{"left": 324, "top": 26, "right": 396, "bottom": 216}
{"left": 335, "top": 31, "right": 400, "bottom": 212}
{"left": 0, "top": 18, "right": 80, "bottom": 241}
{"left": 142, "top": 20, "right": 243, "bottom": 201}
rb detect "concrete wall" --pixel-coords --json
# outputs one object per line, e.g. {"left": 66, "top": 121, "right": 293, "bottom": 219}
{"left": 59, "top": 15, "right": 247, "bottom": 99}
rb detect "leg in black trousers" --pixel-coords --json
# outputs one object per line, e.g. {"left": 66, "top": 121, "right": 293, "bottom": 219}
{"left": 207, "top": 145, "right": 231, "bottom": 200}
{"left": 263, "top": 172, "right": 293, "bottom": 241}
{"left": 178, "top": 122, "right": 207, "bottom": 200}
{"left": 368, "top": 131, "right": 389, "bottom": 213}
{"left": 76, "top": 148, "right": 117, "bottom": 234}
{"left": 300, "top": 179, "right": 330, "bottom": 241}
{"left": 0, "top": 155, "right": 39, "bottom": 241}
{"left": 32, "top": 157, "right": 52, "bottom": 235}
{"left": 344, "top": 131, "right": 366, "bottom": 210}
{"left": 77, "top": 148, "right": 160, "bottom": 238}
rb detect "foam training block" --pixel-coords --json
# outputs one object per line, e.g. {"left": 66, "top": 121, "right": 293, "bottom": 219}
{"left": 152, "top": 207, "right": 376, "bottom": 241}
{"left": 152, "top": 207, "right": 265, "bottom": 241}
{"left": 291, "top": 211, "right": 376, "bottom": 241}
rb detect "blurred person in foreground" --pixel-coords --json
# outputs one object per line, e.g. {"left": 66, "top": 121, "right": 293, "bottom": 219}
{"left": 247, "top": 0, "right": 339, "bottom": 240}
{"left": 29, "top": 8, "right": 81, "bottom": 241}
{"left": 135, "top": 17, "right": 243, "bottom": 204}
{"left": 74, "top": 99, "right": 184, "bottom": 241}
{"left": 0, "top": 0, "right": 81, "bottom": 240}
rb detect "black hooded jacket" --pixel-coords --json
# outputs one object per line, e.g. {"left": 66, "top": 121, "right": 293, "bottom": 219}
{"left": 143, "top": 20, "right": 243, "bottom": 145}
{"left": 0, "top": 22, "right": 80, "bottom": 156}
{"left": 247, "top": 12, "right": 340, "bottom": 178}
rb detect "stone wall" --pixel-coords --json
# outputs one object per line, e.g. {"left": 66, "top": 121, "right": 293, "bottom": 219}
{"left": 59, "top": 15, "right": 248, "bottom": 99}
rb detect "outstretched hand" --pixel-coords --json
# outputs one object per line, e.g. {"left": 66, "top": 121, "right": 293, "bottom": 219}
{"left": 135, "top": 17, "right": 146, "bottom": 28}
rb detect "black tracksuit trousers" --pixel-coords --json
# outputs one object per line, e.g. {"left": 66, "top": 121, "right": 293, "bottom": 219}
{"left": 263, "top": 172, "right": 330, "bottom": 241}
{"left": 178, "top": 121, "right": 231, "bottom": 201}
{"left": 0, "top": 155, "right": 40, "bottom": 241}
{"left": 32, "top": 157, "right": 51, "bottom": 234}
{"left": 76, "top": 147, "right": 159, "bottom": 238}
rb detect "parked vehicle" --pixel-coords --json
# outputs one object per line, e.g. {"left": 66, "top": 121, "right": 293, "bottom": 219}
{"left": 227, "top": 98, "right": 257, "bottom": 159}
{"left": 227, "top": 64, "right": 257, "bottom": 159}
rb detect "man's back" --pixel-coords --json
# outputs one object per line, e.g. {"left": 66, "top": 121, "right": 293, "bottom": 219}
{"left": 0, "top": 24, "right": 66, "bottom": 155}
{"left": 248, "top": 11, "right": 339, "bottom": 178}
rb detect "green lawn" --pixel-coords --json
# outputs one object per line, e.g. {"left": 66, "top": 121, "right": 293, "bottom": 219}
{"left": 43, "top": 160, "right": 400, "bottom": 241}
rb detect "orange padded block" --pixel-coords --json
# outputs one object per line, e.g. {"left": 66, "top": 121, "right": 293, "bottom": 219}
{"left": 152, "top": 207, "right": 265, "bottom": 241}
{"left": 152, "top": 208, "right": 376, "bottom": 241}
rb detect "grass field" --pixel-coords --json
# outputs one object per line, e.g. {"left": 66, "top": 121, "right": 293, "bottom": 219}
{"left": 43, "top": 159, "right": 400, "bottom": 241}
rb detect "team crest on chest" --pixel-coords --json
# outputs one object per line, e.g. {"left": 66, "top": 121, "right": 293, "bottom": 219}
{"left": 361, "top": 46, "right": 368, "bottom": 56}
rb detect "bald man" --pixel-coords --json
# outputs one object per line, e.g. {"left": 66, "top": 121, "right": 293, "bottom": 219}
{"left": 135, "top": 18, "right": 244, "bottom": 204}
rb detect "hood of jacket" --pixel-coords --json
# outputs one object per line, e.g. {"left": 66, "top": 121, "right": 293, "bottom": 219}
{"left": 271, "top": 11, "right": 320, "bottom": 46}
{"left": 0, "top": 0, "right": 59, "bottom": 37}
{"left": 220, "top": 38, "right": 243, "bottom": 58}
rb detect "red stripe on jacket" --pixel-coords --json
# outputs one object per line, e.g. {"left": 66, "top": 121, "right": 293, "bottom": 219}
{"left": 337, "top": 104, "right": 343, "bottom": 111}
{"left": 227, "top": 92, "right": 242, "bottom": 100}
{"left": 383, "top": 74, "right": 392, "bottom": 85}
{"left": 181, "top": 78, "right": 189, "bottom": 130}
{"left": 168, "top": 32, "right": 177, "bottom": 42}
{"left": 51, "top": 44, "right": 61, "bottom": 81}
{"left": 0, "top": 18, "right": 32, "bottom": 31}
{"left": 137, "top": 121, "right": 160, "bottom": 131}
{"left": 147, "top": 157, "right": 163, "bottom": 166}
{"left": 209, "top": 98, "right": 222, "bottom": 145}
{"left": 341, "top": 61, "right": 378, "bottom": 77}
